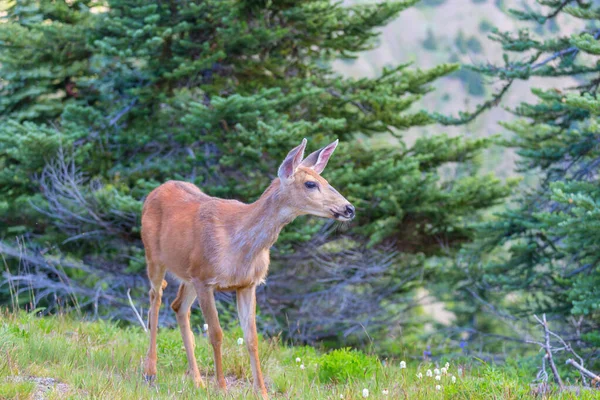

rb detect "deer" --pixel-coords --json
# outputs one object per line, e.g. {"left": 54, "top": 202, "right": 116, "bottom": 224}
{"left": 140, "top": 138, "right": 355, "bottom": 399}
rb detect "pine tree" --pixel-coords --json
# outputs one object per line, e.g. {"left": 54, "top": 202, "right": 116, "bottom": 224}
{"left": 0, "top": 0, "right": 95, "bottom": 122}
{"left": 447, "top": 1, "right": 600, "bottom": 357}
{"left": 0, "top": 0, "right": 98, "bottom": 238}
{"left": 0, "top": 1, "right": 511, "bottom": 346}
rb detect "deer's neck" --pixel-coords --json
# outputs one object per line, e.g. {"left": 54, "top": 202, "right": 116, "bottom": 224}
{"left": 234, "top": 180, "right": 296, "bottom": 259}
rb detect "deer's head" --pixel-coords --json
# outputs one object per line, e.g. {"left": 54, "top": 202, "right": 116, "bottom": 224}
{"left": 277, "top": 138, "right": 355, "bottom": 221}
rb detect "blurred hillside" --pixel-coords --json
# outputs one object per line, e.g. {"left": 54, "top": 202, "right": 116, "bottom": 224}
{"left": 335, "top": 0, "right": 586, "bottom": 177}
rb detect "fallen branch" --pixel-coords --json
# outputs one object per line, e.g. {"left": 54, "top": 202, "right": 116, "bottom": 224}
{"left": 566, "top": 359, "right": 600, "bottom": 382}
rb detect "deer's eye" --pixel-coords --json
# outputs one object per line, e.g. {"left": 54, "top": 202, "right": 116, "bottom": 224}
{"left": 304, "top": 181, "right": 317, "bottom": 189}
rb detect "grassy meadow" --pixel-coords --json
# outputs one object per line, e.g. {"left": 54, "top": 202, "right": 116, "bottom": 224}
{"left": 0, "top": 310, "right": 593, "bottom": 399}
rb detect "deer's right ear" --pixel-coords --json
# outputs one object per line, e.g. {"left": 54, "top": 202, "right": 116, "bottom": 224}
{"left": 278, "top": 138, "right": 307, "bottom": 183}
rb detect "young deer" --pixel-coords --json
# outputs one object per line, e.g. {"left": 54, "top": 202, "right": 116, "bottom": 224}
{"left": 141, "top": 138, "right": 354, "bottom": 399}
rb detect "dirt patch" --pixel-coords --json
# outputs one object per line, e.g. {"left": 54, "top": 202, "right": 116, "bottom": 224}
{"left": 6, "top": 376, "right": 71, "bottom": 400}
{"left": 224, "top": 374, "right": 248, "bottom": 389}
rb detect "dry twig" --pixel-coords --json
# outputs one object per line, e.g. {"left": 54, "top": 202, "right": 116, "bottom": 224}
{"left": 526, "top": 314, "right": 564, "bottom": 389}
{"left": 127, "top": 288, "right": 148, "bottom": 332}
{"left": 527, "top": 313, "right": 599, "bottom": 390}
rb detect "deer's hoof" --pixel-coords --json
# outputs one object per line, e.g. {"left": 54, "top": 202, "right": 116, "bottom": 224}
{"left": 143, "top": 374, "right": 156, "bottom": 385}
{"left": 254, "top": 385, "right": 268, "bottom": 399}
{"left": 185, "top": 370, "right": 205, "bottom": 389}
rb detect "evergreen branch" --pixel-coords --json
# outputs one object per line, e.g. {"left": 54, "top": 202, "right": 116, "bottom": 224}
{"left": 530, "top": 29, "right": 600, "bottom": 70}
{"left": 327, "top": 88, "right": 371, "bottom": 114}
{"left": 453, "top": 327, "right": 533, "bottom": 345}
{"left": 475, "top": 29, "right": 599, "bottom": 78}
{"left": 565, "top": 263, "right": 594, "bottom": 277}
{"left": 509, "top": 0, "right": 575, "bottom": 23}
{"left": 74, "top": 98, "right": 139, "bottom": 147}
{"left": 108, "top": 99, "right": 137, "bottom": 127}
{"left": 464, "top": 287, "right": 519, "bottom": 321}
{"left": 439, "top": 29, "right": 600, "bottom": 126}
{"left": 530, "top": 45, "right": 578, "bottom": 70}
{"left": 564, "top": 74, "right": 600, "bottom": 91}
{"left": 540, "top": 0, "right": 575, "bottom": 22}
{"left": 433, "top": 79, "right": 513, "bottom": 126}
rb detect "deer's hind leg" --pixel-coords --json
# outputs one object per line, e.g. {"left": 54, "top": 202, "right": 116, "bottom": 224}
{"left": 171, "top": 282, "right": 204, "bottom": 388}
{"left": 143, "top": 257, "right": 166, "bottom": 383}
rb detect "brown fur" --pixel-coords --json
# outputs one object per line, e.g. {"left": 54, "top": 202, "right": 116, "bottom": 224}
{"left": 140, "top": 140, "right": 353, "bottom": 399}
{"left": 142, "top": 169, "right": 349, "bottom": 291}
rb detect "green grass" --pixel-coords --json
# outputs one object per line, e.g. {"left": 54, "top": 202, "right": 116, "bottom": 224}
{"left": 0, "top": 310, "right": 593, "bottom": 399}
{"left": 0, "top": 380, "right": 36, "bottom": 399}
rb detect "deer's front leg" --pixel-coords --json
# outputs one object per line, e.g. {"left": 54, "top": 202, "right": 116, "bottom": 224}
{"left": 193, "top": 280, "right": 227, "bottom": 391}
{"left": 237, "top": 285, "right": 268, "bottom": 399}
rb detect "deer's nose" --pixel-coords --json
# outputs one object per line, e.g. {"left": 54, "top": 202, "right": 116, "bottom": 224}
{"left": 344, "top": 204, "right": 355, "bottom": 218}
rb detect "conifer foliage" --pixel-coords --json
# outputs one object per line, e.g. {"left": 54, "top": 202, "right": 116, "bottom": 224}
{"left": 0, "top": 1, "right": 509, "bottom": 343}
{"left": 457, "top": 1, "right": 600, "bottom": 352}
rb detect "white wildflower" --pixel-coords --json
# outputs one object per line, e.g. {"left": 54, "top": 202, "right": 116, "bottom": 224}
{"left": 434, "top": 368, "right": 440, "bottom": 375}
{"left": 203, "top": 323, "right": 208, "bottom": 331}
{"left": 451, "top": 375, "right": 457, "bottom": 383}
{"left": 458, "top": 367, "right": 463, "bottom": 377}
{"left": 300, "top": 364, "right": 305, "bottom": 370}
{"left": 426, "top": 369, "right": 433, "bottom": 377}
{"left": 340, "top": 395, "right": 344, "bottom": 399}
{"left": 441, "top": 367, "right": 447, "bottom": 375}
{"left": 435, "top": 375, "right": 441, "bottom": 381}
{"left": 237, "top": 338, "right": 244, "bottom": 345}
{"left": 382, "top": 389, "right": 389, "bottom": 395}
{"left": 399, "top": 360, "right": 406, "bottom": 369}
{"left": 362, "top": 388, "right": 369, "bottom": 398}
{"left": 295, "top": 357, "right": 301, "bottom": 363}
{"left": 445, "top": 362, "right": 450, "bottom": 369}
{"left": 417, "top": 372, "right": 423, "bottom": 379}
{"left": 436, "top": 385, "right": 441, "bottom": 391}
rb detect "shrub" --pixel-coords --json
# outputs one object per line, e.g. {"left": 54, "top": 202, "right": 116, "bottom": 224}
{"left": 317, "top": 348, "right": 378, "bottom": 383}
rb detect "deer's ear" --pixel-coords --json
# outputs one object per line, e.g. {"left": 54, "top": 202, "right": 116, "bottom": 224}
{"left": 278, "top": 138, "right": 307, "bottom": 182}
{"left": 299, "top": 139, "right": 338, "bottom": 174}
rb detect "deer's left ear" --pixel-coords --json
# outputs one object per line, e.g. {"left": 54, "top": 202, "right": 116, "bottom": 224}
{"left": 278, "top": 138, "right": 307, "bottom": 182}
{"left": 300, "top": 139, "right": 338, "bottom": 174}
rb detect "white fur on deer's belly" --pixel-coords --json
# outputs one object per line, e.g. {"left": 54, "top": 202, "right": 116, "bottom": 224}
{"left": 208, "top": 250, "right": 270, "bottom": 290}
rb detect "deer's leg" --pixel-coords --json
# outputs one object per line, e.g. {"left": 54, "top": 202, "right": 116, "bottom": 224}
{"left": 237, "top": 286, "right": 268, "bottom": 399}
{"left": 171, "top": 282, "right": 204, "bottom": 388}
{"left": 143, "top": 260, "right": 166, "bottom": 383}
{"left": 192, "top": 280, "right": 227, "bottom": 391}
